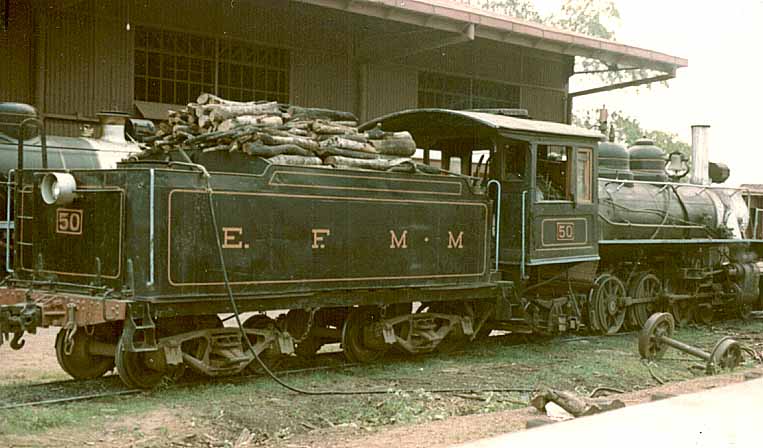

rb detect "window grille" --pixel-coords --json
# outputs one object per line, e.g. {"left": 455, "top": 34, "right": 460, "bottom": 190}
{"left": 418, "top": 72, "right": 520, "bottom": 110}
{"left": 134, "top": 27, "right": 289, "bottom": 105}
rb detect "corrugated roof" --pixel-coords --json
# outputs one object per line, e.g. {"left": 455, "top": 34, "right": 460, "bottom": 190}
{"left": 360, "top": 108, "right": 605, "bottom": 140}
{"left": 295, "top": 0, "right": 687, "bottom": 73}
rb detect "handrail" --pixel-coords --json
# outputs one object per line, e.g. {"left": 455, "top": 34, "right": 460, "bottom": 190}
{"left": 5, "top": 169, "right": 14, "bottom": 273}
{"left": 486, "top": 179, "right": 501, "bottom": 272}
{"left": 17, "top": 117, "right": 48, "bottom": 170}
{"left": 521, "top": 190, "right": 528, "bottom": 280}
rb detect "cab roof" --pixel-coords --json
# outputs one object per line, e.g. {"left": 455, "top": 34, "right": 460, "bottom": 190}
{"left": 360, "top": 109, "right": 605, "bottom": 143}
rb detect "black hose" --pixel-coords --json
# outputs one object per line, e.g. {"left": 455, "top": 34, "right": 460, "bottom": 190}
{"left": 203, "top": 175, "right": 532, "bottom": 396}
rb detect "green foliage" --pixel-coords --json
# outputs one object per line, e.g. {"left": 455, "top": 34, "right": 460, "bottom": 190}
{"left": 553, "top": 0, "right": 620, "bottom": 39}
{"left": 574, "top": 109, "right": 691, "bottom": 157}
{"left": 467, "top": 0, "right": 661, "bottom": 83}
{"left": 470, "top": 0, "right": 542, "bottom": 22}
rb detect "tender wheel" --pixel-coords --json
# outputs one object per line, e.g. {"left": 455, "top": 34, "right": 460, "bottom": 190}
{"left": 638, "top": 312, "right": 675, "bottom": 360}
{"left": 243, "top": 314, "right": 279, "bottom": 361}
{"left": 342, "top": 307, "right": 388, "bottom": 363}
{"left": 419, "top": 302, "right": 468, "bottom": 353}
{"left": 591, "top": 273, "right": 627, "bottom": 334}
{"left": 710, "top": 337, "right": 743, "bottom": 370}
{"left": 627, "top": 273, "right": 662, "bottom": 329}
{"left": 115, "top": 333, "right": 167, "bottom": 389}
{"left": 294, "top": 337, "right": 322, "bottom": 358}
{"left": 285, "top": 309, "right": 323, "bottom": 358}
{"left": 55, "top": 327, "right": 115, "bottom": 380}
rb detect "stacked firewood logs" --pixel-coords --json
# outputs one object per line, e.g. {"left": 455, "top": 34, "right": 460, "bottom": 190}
{"left": 142, "top": 93, "right": 431, "bottom": 173}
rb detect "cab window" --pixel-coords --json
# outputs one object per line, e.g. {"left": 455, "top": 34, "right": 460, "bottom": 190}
{"left": 576, "top": 147, "right": 593, "bottom": 202}
{"left": 502, "top": 141, "right": 528, "bottom": 181}
{"left": 536, "top": 145, "right": 571, "bottom": 201}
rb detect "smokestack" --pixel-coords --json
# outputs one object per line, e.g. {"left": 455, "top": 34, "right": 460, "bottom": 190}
{"left": 690, "top": 125, "right": 710, "bottom": 185}
{"left": 97, "top": 112, "right": 130, "bottom": 143}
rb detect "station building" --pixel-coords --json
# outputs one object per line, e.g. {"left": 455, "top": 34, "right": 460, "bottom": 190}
{"left": 1, "top": 0, "right": 686, "bottom": 137}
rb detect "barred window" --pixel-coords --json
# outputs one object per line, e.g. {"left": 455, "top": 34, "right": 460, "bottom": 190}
{"left": 134, "top": 27, "right": 289, "bottom": 105}
{"left": 418, "top": 72, "right": 520, "bottom": 110}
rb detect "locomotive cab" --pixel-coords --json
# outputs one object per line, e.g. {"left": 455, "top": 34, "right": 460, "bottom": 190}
{"left": 361, "top": 109, "right": 604, "bottom": 280}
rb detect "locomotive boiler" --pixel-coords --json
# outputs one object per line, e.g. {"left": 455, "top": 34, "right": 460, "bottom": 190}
{"left": 0, "top": 102, "right": 146, "bottom": 173}
{"left": 597, "top": 138, "right": 748, "bottom": 242}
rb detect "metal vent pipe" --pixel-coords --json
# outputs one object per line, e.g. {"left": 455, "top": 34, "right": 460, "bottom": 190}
{"left": 690, "top": 125, "right": 710, "bottom": 185}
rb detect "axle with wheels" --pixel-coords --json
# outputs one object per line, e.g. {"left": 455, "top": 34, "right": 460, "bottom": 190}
{"left": 638, "top": 312, "right": 743, "bottom": 373}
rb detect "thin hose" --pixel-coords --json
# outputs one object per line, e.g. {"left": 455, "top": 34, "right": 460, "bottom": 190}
{"left": 203, "top": 176, "right": 532, "bottom": 396}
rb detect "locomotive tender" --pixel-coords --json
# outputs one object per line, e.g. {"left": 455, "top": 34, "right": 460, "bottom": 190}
{"left": 0, "top": 106, "right": 760, "bottom": 388}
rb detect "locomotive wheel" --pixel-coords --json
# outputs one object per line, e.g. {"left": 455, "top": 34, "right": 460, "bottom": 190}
{"left": 709, "top": 337, "right": 743, "bottom": 370}
{"left": 586, "top": 287, "right": 601, "bottom": 333}
{"left": 115, "top": 334, "right": 167, "bottom": 389}
{"left": 736, "top": 301, "right": 753, "bottom": 321}
{"left": 695, "top": 304, "right": 714, "bottom": 325}
{"left": 627, "top": 273, "right": 662, "bottom": 329}
{"left": 342, "top": 307, "right": 388, "bottom": 363}
{"left": 638, "top": 312, "right": 675, "bottom": 360}
{"left": 54, "top": 327, "right": 115, "bottom": 380}
{"left": 591, "top": 274, "right": 627, "bottom": 335}
{"left": 669, "top": 301, "right": 693, "bottom": 327}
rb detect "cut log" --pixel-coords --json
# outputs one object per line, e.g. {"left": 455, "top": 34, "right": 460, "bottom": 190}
{"left": 196, "top": 93, "right": 271, "bottom": 106}
{"left": 218, "top": 115, "right": 283, "bottom": 132}
{"left": 530, "top": 386, "right": 625, "bottom": 418}
{"left": 314, "top": 146, "right": 380, "bottom": 160}
{"left": 325, "top": 156, "right": 413, "bottom": 171}
{"left": 267, "top": 155, "right": 323, "bottom": 166}
{"left": 330, "top": 121, "right": 358, "bottom": 127}
{"left": 286, "top": 127, "right": 312, "bottom": 137}
{"left": 319, "top": 136, "right": 376, "bottom": 153}
{"left": 206, "top": 102, "right": 281, "bottom": 122}
{"left": 369, "top": 131, "right": 416, "bottom": 156}
{"left": 261, "top": 134, "right": 319, "bottom": 151}
{"left": 287, "top": 106, "right": 358, "bottom": 122}
{"left": 312, "top": 121, "right": 356, "bottom": 135}
{"left": 244, "top": 143, "right": 313, "bottom": 158}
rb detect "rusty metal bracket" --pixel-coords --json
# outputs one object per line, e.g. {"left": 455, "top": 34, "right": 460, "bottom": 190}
{"left": 63, "top": 303, "right": 77, "bottom": 355}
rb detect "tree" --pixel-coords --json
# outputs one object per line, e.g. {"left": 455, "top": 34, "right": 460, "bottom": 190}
{"left": 463, "top": 0, "right": 660, "bottom": 84}
{"left": 467, "top": 0, "right": 542, "bottom": 22}
{"left": 574, "top": 109, "right": 691, "bottom": 157}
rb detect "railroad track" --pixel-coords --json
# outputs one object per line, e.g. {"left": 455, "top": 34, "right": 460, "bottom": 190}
{"left": 0, "top": 353, "right": 360, "bottom": 410}
{"left": 2, "top": 321, "right": 758, "bottom": 410}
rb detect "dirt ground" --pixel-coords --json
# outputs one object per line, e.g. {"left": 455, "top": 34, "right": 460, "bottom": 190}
{"left": 1, "top": 323, "right": 762, "bottom": 448}
{"left": 288, "top": 368, "right": 763, "bottom": 448}
{"left": 0, "top": 327, "right": 66, "bottom": 386}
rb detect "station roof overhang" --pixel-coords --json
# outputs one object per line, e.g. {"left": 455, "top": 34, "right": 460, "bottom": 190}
{"left": 360, "top": 109, "right": 605, "bottom": 146}
{"left": 295, "top": 0, "right": 687, "bottom": 94}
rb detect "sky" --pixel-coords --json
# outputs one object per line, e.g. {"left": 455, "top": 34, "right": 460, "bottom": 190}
{"left": 533, "top": 0, "right": 763, "bottom": 186}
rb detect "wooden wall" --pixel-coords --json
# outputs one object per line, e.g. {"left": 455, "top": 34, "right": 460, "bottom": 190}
{"left": 0, "top": 0, "right": 32, "bottom": 104}
{"left": 1, "top": 0, "right": 573, "bottom": 136}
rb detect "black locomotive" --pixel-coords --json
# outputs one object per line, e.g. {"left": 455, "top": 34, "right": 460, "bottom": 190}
{"left": 0, "top": 106, "right": 760, "bottom": 389}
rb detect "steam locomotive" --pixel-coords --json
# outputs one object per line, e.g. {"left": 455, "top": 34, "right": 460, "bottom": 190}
{"left": 0, "top": 104, "right": 759, "bottom": 389}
